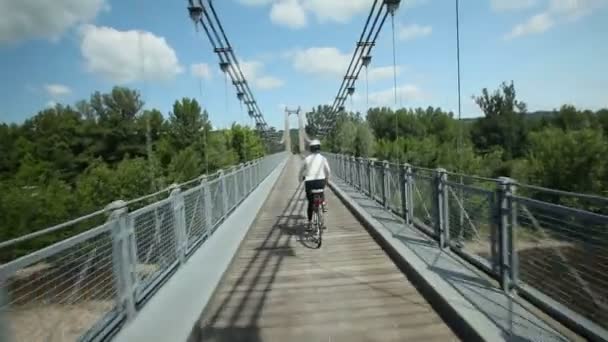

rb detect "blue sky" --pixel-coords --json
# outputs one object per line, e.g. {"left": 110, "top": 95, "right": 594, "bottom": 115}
{"left": 0, "top": 0, "right": 606, "bottom": 129}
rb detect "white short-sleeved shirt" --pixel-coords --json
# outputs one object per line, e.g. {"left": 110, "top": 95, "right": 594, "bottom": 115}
{"left": 300, "top": 153, "right": 331, "bottom": 181}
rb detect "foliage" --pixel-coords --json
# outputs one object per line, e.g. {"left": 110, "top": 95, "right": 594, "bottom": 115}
{"left": 309, "top": 81, "right": 608, "bottom": 199}
{"left": 0, "top": 87, "right": 267, "bottom": 259}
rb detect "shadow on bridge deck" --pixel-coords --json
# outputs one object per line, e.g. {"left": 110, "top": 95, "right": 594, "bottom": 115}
{"left": 187, "top": 156, "right": 459, "bottom": 342}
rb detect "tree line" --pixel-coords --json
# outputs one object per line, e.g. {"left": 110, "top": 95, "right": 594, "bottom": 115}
{"left": 0, "top": 86, "right": 267, "bottom": 250}
{"left": 307, "top": 82, "right": 608, "bottom": 199}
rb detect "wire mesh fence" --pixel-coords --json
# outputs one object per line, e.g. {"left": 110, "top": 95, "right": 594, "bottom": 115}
{"left": 0, "top": 152, "right": 286, "bottom": 341}
{"left": 446, "top": 180, "right": 498, "bottom": 274}
{"left": 326, "top": 152, "right": 608, "bottom": 337}
{"left": 411, "top": 168, "right": 435, "bottom": 237}
{"left": 386, "top": 164, "right": 403, "bottom": 216}
{"left": 184, "top": 186, "right": 207, "bottom": 251}
{"left": 0, "top": 224, "right": 119, "bottom": 342}
{"left": 131, "top": 200, "right": 178, "bottom": 302}
{"left": 514, "top": 192, "right": 608, "bottom": 330}
{"left": 372, "top": 164, "right": 384, "bottom": 204}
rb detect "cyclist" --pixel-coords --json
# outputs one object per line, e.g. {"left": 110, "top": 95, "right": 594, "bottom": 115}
{"left": 299, "top": 139, "right": 331, "bottom": 231}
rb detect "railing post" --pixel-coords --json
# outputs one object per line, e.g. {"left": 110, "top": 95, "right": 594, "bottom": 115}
{"left": 435, "top": 168, "right": 449, "bottom": 249}
{"left": 0, "top": 284, "right": 10, "bottom": 342}
{"left": 498, "top": 177, "right": 517, "bottom": 292}
{"left": 169, "top": 185, "right": 187, "bottom": 264}
{"left": 233, "top": 166, "right": 239, "bottom": 206}
{"left": 382, "top": 161, "right": 389, "bottom": 209}
{"left": 108, "top": 200, "right": 137, "bottom": 321}
{"left": 367, "top": 159, "right": 373, "bottom": 196}
{"left": 199, "top": 176, "right": 211, "bottom": 237}
{"left": 356, "top": 157, "right": 362, "bottom": 190}
{"left": 250, "top": 161, "right": 255, "bottom": 191}
{"left": 218, "top": 169, "right": 228, "bottom": 219}
{"left": 401, "top": 163, "right": 413, "bottom": 225}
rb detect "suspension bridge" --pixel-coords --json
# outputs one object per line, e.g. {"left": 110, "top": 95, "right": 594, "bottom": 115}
{"left": 1, "top": 0, "right": 608, "bottom": 341}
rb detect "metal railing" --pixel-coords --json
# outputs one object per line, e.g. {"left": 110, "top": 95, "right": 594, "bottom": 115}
{"left": 327, "top": 153, "right": 608, "bottom": 340}
{"left": 0, "top": 152, "right": 286, "bottom": 342}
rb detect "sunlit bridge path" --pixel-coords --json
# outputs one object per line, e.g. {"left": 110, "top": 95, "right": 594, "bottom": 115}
{"left": 189, "top": 156, "right": 457, "bottom": 341}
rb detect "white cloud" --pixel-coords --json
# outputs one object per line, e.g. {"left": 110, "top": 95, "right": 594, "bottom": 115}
{"left": 257, "top": 76, "right": 285, "bottom": 89}
{"left": 270, "top": 0, "right": 307, "bottom": 29}
{"left": 491, "top": 0, "right": 539, "bottom": 11}
{"left": 239, "top": 59, "right": 285, "bottom": 90}
{"left": 367, "top": 66, "right": 403, "bottom": 82}
{"left": 398, "top": 24, "right": 432, "bottom": 41}
{"left": 302, "top": 0, "right": 370, "bottom": 23}
{"left": 368, "top": 85, "right": 426, "bottom": 106}
{"left": 80, "top": 25, "right": 183, "bottom": 83}
{"left": 292, "top": 47, "right": 350, "bottom": 76}
{"left": 44, "top": 84, "right": 72, "bottom": 97}
{"left": 0, "top": 0, "right": 106, "bottom": 44}
{"left": 549, "top": 0, "right": 606, "bottom": 20}
{"left": 46, "top": 101, "right": 57, "bottom": 108}
{"left": 505, "top": 13, "right": 554, "bottom": 39}
{"left": 504, "top": 0, "right": 606, "bottom": 40}
{"left": 191, "top": 63, "right": 213, "bottom": 80}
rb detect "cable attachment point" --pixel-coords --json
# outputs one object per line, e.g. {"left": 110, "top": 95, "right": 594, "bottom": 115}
{"left": 219, "top": 62, "right": 230, "bottom": 73}
{"left": 362, "top": 55, "right": 372, "bottom": 67}
{"left": 384, "top": 0, "right": 401, "bottom": 15}
{"left": 188, "top": 5, "right": 204, "bottom": 30}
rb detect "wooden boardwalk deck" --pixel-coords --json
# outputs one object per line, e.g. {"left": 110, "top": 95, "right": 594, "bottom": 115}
{"left": 189, "top": 156, "right": 459, "bottom": 342}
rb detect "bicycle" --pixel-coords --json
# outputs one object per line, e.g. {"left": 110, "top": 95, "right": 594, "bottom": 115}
{"left": 310, "top": 189, "right": 325, "bottom": 248}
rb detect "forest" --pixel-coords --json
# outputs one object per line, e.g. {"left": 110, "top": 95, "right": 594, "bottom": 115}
{"left": 0, "top": 87, "right": 268, "bottom": 246}
{"left": 1, "top": 81, "right": 607, "bottom": 255}
{"left": 307, "top": 82, "right": 608, "bottom": 199}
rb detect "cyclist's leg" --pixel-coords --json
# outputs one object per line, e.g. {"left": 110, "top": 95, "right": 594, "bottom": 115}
{"left": 304, "top": 180, "right": 314, "bottom": 230}
{"left": 322, "top": 178, "right": 328, "bottom": 212}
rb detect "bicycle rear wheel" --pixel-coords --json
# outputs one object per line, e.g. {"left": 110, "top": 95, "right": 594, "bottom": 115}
{"left": 312, "top": 210, "right": 322, "bottom": 248}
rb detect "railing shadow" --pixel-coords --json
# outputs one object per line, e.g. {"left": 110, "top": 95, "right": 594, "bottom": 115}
{"left": 338, "top": 179, "right": 571, "bottom": 341}
{"left": 188, "top": 163, "right": 306, "bottom": 342}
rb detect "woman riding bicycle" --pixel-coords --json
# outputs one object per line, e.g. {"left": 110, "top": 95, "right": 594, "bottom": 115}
{"left": 299, "top": 139, "right": 331, "bottom": 231}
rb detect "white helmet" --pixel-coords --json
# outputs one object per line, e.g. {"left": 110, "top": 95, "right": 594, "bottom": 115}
{"left": 309, "top": 139, "right": 321, "bottom": 152}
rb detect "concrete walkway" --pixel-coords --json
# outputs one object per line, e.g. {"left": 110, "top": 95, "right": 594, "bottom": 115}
{"left": 188, "top": 156, "right": 459, "bottom": 342}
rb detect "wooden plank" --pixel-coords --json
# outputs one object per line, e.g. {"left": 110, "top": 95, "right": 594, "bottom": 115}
{"left": 191, "top": 157, "right": 459, "bottom": 341}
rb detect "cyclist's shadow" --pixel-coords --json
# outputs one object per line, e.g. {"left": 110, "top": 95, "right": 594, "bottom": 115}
{"left": 275, "top": 185, "right": 322, "bottom": 249}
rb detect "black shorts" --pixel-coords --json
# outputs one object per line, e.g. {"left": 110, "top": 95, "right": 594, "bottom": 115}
{"left": 304, "top": 179, "right": 325, "bottom": 199}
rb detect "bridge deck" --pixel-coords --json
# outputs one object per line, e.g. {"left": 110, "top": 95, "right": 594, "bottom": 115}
{"left": 189, "top": 156, "right": 459, "bottom": 341}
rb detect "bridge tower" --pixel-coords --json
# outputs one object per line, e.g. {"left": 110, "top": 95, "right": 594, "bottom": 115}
{"left": 283, "top": 106, "right": 308, "bottom": 154}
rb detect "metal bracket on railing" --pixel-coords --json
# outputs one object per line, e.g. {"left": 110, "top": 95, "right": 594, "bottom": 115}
{"left": 498, "top": 177, "right": 517, "bottom": 292}
{"left": 108, "top": 200, "right": 138, "bottom": 321}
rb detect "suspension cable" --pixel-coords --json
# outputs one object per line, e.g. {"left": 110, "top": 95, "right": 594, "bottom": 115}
{"left": 456, "top": 0, "right": 463, "bottom": 172}
{"left": 136, "top": 25, "right": 157, "bottom": 191}
{"left": 199, "top": 77, "right": 209, "bottom": 175}
{"left": 365, "top": 65, "right": 369, "bottom": 110}
{"left": 391, "top": 11, "right": 399, "bottom": 161}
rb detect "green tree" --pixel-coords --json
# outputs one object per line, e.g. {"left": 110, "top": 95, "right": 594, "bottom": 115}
{"left": 527, "top": 127, "right": 607, "bottom": 195}
{"left": 168, "top": 146, "right": 203, "bottom": 183}
{"left": 471, "top": 81, "right": 528, "bottom": 159}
